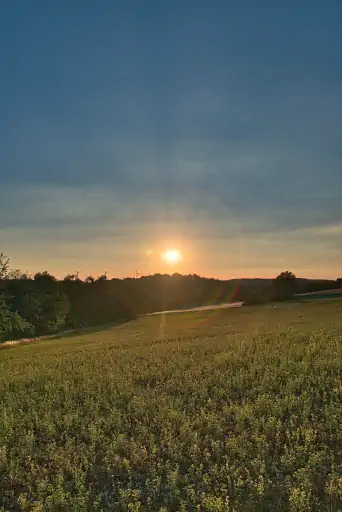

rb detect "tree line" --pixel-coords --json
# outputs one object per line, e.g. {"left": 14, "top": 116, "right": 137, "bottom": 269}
{"left": 1, "top": 252, "right": 341, "bottom": 342}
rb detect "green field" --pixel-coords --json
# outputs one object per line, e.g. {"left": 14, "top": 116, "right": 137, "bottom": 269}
{"left": 1, "top": 302, "right": 342, "bottom": 511}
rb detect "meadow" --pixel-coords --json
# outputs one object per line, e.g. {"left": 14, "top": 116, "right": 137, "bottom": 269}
{"left": 1, "top": 301, "right": 342, "bottom": 511}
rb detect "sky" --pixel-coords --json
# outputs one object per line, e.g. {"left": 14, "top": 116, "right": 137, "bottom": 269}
{"left": 1, "top": 2, "right": 341, "bottom": 279}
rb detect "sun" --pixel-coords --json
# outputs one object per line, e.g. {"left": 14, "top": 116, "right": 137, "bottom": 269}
{"left": 161, "top": 249, "right": 182, "bottom": 265}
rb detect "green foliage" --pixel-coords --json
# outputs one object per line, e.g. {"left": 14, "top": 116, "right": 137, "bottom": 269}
{"left": 1, "top": 302, "right": 342, "bottom": 510}
{"left": 0, "top": 254, "right": 35, "bottom": 340}
{"left": 6, "top": 279, "right": 70, "bottom": 336}
{"left": 0, "top": 255, "right": 134, "bottom": 340}
{"left": 63, "top": 279, "right": 134, "bottom": 328}
{"left": 0, "top": 252, "right": 9, "bottom": 280}
{"left": 0, "top": 300, "right": 34, "bottom": 341}
{"left": 0, "top": 252, "right": 339, "bottom": 342}
{"left": 273, "top": 271, "right": 297, "bottom": 301}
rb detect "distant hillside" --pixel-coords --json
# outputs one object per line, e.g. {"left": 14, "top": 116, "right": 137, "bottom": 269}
{"left": 2, "top": 259, "right": 341, "bottom": 342}
{"left": 111, "top": 274, "right": 341, "bottom": 313}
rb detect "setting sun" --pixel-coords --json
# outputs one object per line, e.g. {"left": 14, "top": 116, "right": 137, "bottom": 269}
{"left": 161, "top": 249, "right": 182, "bottom": 265}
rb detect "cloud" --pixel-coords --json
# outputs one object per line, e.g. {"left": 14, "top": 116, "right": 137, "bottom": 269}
{"left": 3, "top": 77, "right": 341, "bottom": 236}
{"left": 1, "top": 4, "right": 341, "bottom": 278}
{"left": 1, "top": 182, "right": 341, "bottom": 279}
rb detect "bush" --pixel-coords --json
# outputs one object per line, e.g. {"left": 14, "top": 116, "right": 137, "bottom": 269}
{"left": 0, "top": 301, "right": 35, "bottom": 341}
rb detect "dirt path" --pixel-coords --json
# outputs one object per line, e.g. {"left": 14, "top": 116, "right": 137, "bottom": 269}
{"left": 146, "top": 302, "right": 243, "bottom": 316}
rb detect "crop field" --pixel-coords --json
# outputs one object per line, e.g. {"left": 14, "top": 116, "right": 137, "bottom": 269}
{"left": 1, "top": 301, "right": 342, "bottom": 511}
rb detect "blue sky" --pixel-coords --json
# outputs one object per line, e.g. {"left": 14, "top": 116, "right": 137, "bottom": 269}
{"left": 1, "top": 3, "right": 341, "bottom": 278}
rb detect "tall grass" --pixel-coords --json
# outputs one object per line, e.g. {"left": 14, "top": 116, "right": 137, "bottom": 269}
{"left": 1, "top": 302, "right": 342, "bottom": 511}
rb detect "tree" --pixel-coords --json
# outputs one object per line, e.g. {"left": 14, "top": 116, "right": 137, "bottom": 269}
{"left": 36, "top": 291, "right": 69, "bottom": 334}
{"left": 34, "top": 271, "right": 56, "bottom": 282}
{"left": 0, "top": 303, "right": 34, "bottom": 341}
{"left": 5, "top": 269, "right": 69, "bottom": 336}
{"left": 0, "top": 253, "right": 35, "bottom": 341}
{"left": 273, "top": 271, "right": 297, "bottom": 300}
{"left": 64, "top": 274, "right": 77, "bottom": 282}
{"left": 96, "top": 274, "right": 107, "bottom": 282}
{"left": 7, "top": 269, "right": 21, "bottom": 279}
{"left": 0, "top": 253, "right": 9, "bottom": 280}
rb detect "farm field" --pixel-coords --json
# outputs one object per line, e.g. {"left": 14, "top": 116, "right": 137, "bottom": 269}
{"left": 296, "top": 289, "right": 342, "bottom": 300}
{"left": 1, "top": 301, "right": 342, "bottom": 511}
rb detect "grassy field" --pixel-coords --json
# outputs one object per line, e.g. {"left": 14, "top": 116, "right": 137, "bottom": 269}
{"left": 1, "top": 301, "right": 342, "bottom": 511}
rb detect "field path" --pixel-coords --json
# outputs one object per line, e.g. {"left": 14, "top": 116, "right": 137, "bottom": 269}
{"left": 146, "top": 301, "right": 243, "bottom": 315}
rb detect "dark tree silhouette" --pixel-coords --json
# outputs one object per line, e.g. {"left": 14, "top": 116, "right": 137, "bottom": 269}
{"left": 64, "top": 274, "right": 77, "bottom": 282}
{"left": 273, "top": 271, "right": 297, "bottom": 300}
{"left": 0, "top": 253, "right": 9, "bottom": 280}
{"left": 34, "top": 271, "right": 56, "bottom": 282}
{"left": 1, "top": 250, "right": 341, "bottom": 342}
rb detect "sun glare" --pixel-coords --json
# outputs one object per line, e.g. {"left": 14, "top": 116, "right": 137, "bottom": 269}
{"left": 162, "top": 249, "right": 182, "bottom": 265}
